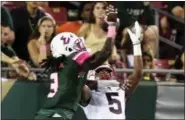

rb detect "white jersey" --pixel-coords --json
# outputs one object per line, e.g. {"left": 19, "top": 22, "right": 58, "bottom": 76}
{"left": 83, "top": 80, "right": 126, "bottom": 119}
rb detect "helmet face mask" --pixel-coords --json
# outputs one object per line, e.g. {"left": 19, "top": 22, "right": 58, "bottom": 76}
{"left": 50, "top": 32, "right": 87, "bottom": 58}
{"left": 95, "top": 70, "right": 112, "bottom": 80}
{"left": 73, "top": 37, "right": 87, "bottom": 52}
{"left": 87, "top": 65, "right": 113, "bottom": 80}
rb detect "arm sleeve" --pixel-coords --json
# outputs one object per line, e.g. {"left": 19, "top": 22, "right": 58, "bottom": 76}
{"left": 72, "top": 38, "right": 113, "bottom": 72}
{"left": 72, "top": 51, "right": 92, "bottom": 66}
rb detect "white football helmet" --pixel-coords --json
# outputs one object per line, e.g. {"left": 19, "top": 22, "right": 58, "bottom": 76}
{"left": 87, "top": 64, "right": 113, "bottom": 80}
{"left": 50, "top": 32, "right": 87, "bottom": 58}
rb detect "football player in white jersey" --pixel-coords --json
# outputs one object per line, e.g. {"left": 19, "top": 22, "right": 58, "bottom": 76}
{"left": 80, "top": 21, "right": 143, "bottom": 119}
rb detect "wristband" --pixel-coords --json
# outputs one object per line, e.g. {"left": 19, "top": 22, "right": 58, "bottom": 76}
{"left": 40, "top": 45, "right": 47, "bottom": 52}
{"left": 107, "top": 26, "right": 116, "bottom": 39}
{"left": 133, "top": 44, "right": 142, "bottom": 56}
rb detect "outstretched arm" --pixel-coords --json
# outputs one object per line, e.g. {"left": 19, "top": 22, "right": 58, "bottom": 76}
{"left": 81, "top": 5, "right": 119, "bottom": 72}
{"left": 121, "top": 21, "right": 143, "bottom": 99}
{"left": 125, "top": 56, "right": 143, "bottom": 99}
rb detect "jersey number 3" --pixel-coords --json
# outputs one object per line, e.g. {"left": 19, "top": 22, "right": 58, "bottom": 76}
{"left": 105, "top": 92, "right": 122, "bottom": 114}
{"left": 47, "top": 73, "right": 59, "bottom": 98}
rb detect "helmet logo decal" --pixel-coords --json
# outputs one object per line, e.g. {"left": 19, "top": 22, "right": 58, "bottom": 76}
{"left": 61, "top": 36, "right": 70, "bottom": 44}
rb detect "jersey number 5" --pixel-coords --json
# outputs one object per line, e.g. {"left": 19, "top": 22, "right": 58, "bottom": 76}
{"left": 47, "top": 73, "right": 59, "bottom": 98}
{"left": 105, "top": 92, "right": 122, "bottom": 114}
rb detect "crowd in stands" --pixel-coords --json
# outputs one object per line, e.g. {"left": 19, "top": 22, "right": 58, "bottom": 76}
{"left": 1, "top": 1, "right": 184, "bottom": 82}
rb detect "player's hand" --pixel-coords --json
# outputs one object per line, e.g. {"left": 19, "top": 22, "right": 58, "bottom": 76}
{"left": 119, "top": 79, "right": 132, "bottom": 90}
{"left": 10, "top": 60, "right": 37, "bottom": 81}
{"left": 104, "top": 5, "right": 120, "bottom": 27}
{"left": 11, "top": 60, "right": 29, "bottom": 75}
{"left": 127, "top": 21, "right": 142, "bottom": 45}
{"left": 27, "top": 72, "right": 37, "bottom": 81}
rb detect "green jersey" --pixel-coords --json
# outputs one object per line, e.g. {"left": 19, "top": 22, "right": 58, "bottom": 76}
{"left": 35, "top": 38, "right": 114, "bottom": 119}
{"left": 42, "top": 52, "right": 90, "bottom": 111}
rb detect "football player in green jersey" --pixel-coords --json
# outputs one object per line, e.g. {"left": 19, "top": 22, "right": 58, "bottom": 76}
{"left": 35, "top": 5, "right": 119, "bottom": 120}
